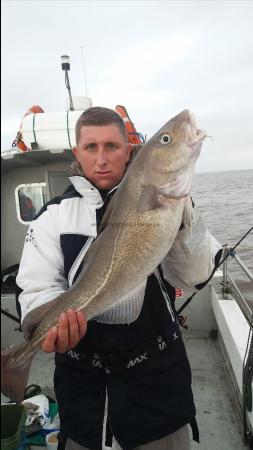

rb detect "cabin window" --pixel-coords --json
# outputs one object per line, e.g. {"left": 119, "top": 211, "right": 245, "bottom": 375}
{"left": 15, "top": 183, "right": 47, "bottom": 224}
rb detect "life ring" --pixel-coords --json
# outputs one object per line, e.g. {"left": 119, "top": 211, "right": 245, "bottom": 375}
{"left": 12, "top": 105, "right": 44, "bottom": 152}
{"left": 115, "top": 105, "right": 143, "bottom": 145}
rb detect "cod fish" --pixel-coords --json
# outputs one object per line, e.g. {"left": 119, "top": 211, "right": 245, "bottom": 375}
{"left": 1, "top": 109, "right": 206, "bottom": 403}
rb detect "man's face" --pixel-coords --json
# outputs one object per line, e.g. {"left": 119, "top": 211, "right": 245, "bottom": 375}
{"left": 73, "top": 125, "right": 131, "bottom": 190}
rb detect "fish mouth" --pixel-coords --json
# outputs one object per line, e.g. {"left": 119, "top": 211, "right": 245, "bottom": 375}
{"left": 157, "top": 111, "right": 205, "bottom": 197}
{"left": 187, "top": 112, "right": 206, "bottom": 147}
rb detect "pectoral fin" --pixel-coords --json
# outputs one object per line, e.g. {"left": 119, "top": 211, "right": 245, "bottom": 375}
{"left": 137, "top": 185, "right": 161, "bottom": 212}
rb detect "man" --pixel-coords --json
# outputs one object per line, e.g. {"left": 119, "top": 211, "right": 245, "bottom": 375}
{"left": 17, "top": 107, "right": 222, "bottom": 450}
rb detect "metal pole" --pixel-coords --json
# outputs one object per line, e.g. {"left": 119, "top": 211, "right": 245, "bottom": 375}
{"left": 232, "top": 253, "right": 253, "bottom": 282}
{"left": 227, "top": 273, "right": 253, "bottom": 323}
{"left": 222, "top": 245, "right": 230, "bottom": 299}
{"left": 65, "top": 71, "right": 74, "bottom": 111}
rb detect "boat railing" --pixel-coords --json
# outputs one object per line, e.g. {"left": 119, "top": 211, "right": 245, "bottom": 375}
{"left": 221, "top": 245, "right": 253, "bottom": 325}
{"left": 221, "top": 245, "right": 253, "bottom": 446}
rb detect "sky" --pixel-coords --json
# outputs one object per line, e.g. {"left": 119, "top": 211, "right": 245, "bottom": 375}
{"left": 1, "top": 0, "right": 253, "bottom": 173}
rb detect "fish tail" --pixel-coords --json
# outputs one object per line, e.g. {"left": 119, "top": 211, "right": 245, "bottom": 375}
{"left": 1, "top": 343, "right": 36, "bottom": 403}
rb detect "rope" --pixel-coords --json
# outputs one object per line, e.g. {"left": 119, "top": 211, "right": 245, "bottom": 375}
{"left": 176, "top": 226, "right": 253, "bottom": 316}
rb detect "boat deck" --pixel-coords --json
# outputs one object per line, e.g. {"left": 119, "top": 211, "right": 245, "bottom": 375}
{"left": 1, "top": 322, "right": 249, "bottom": 449}
{"left": 184, "top": 334, "right": 247, "bottom": 449}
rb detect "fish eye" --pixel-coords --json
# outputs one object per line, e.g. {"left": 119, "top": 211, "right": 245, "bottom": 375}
{"left": 160, "top": 133, "right": 171, "bottom": 145}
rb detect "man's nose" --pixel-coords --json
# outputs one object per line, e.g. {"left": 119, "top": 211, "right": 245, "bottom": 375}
{"left": 96, "top": 148, "right": 108, "bottom": 166}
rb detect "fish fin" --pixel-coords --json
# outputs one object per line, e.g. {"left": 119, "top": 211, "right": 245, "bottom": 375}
{"left": 182, "top": 195, "right": 194, "bottom": 227}
{"left": 138, "top": 185, "right": 161, "bottom": 212}
{"left": 21, "top": 297, "right": 61, "bottom": 340}
{"left": 1, "top": 343, "right": 35, "bottom": 403}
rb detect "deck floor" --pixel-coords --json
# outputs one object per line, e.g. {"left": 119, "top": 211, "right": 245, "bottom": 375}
{"left": 1, "top": 324, "right": 249, "bottom": 449}
{"left": 184, "top": 335, "right": 248, "bottom": 449}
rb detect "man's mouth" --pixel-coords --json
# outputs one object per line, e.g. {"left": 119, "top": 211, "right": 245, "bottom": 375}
{"left": 96, "top": 171, "right": 111, "bottom": 176}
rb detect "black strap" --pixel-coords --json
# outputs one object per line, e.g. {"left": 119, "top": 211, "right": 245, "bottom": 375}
{"left": 176, "top": 247, "right": 223, "bottom": 317}
{"left": 190, "top": 416, "right": 199, "bottom": 443}
{"left": 157, "top": 265, "right": 188, "bottom": 328}
{"left": 57, "top": 432, "right": 67, "bottom": 450}
{"left": 24, "top": 384, "right": 42, "bottom": 399}
{"left": 105, "top": 416, "right": 113, "bottom": 447}
{"left": 1, "top": 308, "right": 20, "bottom": 323}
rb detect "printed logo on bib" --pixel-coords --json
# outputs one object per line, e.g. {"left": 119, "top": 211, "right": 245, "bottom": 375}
{"left": 67, "top": 350, "right": 80, "bottom": 360}
{"left": 127, "top": 352, "right": 148, "bottom": 368}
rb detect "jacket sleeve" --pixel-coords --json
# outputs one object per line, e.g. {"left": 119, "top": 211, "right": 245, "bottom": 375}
{"left": 16, "top": 205, "right": 69, "bottom": 323}
{"left": 161, "top": 196, "right": 223, "bottom": 296}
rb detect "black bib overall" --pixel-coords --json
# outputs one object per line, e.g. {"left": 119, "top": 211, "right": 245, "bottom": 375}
{"left": 54, "top": 272, "right": 198, "bottom": 450}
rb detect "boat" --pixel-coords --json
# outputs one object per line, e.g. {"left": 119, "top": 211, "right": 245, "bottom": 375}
{"left": 1, "top": 57, "right": 252, "bottom": 450}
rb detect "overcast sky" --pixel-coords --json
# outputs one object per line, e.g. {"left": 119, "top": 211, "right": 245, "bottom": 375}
{"left": 2, "top": 0, "right": 253, "bottom": 173}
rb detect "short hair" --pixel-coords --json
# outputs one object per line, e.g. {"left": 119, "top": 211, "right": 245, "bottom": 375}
{"left": 75, "top": 106, "right": 127, "bottom": 144}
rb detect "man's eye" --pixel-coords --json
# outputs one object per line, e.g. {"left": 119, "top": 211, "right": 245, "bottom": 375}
{"left": 107, "top": 143, "right": 117, "bottom": 150}
{"left": 86, "top": 144, "right": 96, "bottom": 151}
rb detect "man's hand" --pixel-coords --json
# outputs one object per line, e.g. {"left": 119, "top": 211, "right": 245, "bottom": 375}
{"left": 42, "top": 309, "right": 87, "bottom": 353}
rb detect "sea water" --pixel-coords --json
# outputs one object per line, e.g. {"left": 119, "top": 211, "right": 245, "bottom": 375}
{"left": 192, "top": 169, "right": 253, "bottom": 306}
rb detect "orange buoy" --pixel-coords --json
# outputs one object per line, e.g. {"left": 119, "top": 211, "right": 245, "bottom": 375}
{"left": 115, "top": 105, "right": 143, "bottom": 145}
{"left": 12, "top": 105, "right": 44, "bottom": 151}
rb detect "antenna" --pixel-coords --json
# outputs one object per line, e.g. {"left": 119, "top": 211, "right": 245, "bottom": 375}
{"left": 81, "top": 45, "right": 88, "bottom": 97}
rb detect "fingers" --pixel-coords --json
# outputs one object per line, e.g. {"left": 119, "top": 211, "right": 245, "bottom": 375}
{"left": 41, "top": 309, "right": 87, "bottom": 354}
{"left": 56, "top": 312, "right": 70, "bottom": 352}
{"left": 67, "top": 309, "right": 82, "bottom": 349}
{"left": 69, "top": 310, "right": 87, "bottom": 346}
{"left": 77, "top": 310, "right": 87, "bottom": 338}
{"left": 42, "top": 326, "right": 58, "bottom": 353}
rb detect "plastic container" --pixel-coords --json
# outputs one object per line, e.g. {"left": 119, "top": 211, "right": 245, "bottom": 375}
{"left": 45, "top": 430, "right": 59, "bottom": 450}
{"left": 1, "top": 404, "right": 26, "bottom": 450}
{"left": 25, "top": 401, "right": 59, "bottom": 447}
{"left": 42, "top": 402, "right": 60, "bottom": 437}
{"left": 22, "top": 110, "right": 84, "bottom": 151}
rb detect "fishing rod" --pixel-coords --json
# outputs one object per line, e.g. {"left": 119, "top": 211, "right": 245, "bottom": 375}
{"left": 176, "top": 225, "right": 253, "bottom": 318}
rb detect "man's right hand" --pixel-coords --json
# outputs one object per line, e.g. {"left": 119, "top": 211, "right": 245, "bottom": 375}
{"left": 42, "top": 309, "right": 87, "bottom": 353}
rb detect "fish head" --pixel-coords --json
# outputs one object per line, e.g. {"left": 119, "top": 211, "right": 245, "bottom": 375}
{"left": 141, "top": 109, "right": 206, "bottom": 199}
